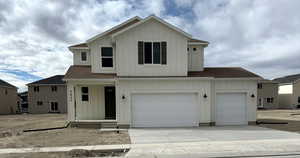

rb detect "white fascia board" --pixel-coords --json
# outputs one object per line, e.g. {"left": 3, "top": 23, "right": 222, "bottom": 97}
{"left": 63, "top": 78, "right": 116, "bottom": 82}
{"left": 214, "top": 77, "right": 262, "bottom": 81}
{"left": 112, "top": 15, "right": 193, "bottom": 39}
{"left": 188, "top": 42, "right": 209, "bottom": 45}
{"left": 118, "top": 77, "right": 214, "bottom": 81}
{"left": 68, "top": 47, "right": 90, "bottom": 51}
{"left": 86, "top": 16, "right": 142, "bottom": 43}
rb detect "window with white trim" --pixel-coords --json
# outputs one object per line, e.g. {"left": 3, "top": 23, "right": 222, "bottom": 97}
{"left": 81, "top": 87, "right": 89, "bottom": 101}
{"left": 81, "top": 52, "right": 87, "bottom": 61}
{"left": 101, "top": 47, "right": 113, "bottom": 67}
{"left": 138, "top": 41, "right": 167, "bottom": 65}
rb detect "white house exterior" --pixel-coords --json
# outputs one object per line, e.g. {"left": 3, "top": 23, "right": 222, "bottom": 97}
{"left": 64, "top": 15, "right": 261, "bottom": 128}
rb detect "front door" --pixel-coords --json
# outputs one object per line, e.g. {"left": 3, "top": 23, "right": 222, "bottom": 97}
{"left": 105, "top": 87, "right": 116, "bottom": 119}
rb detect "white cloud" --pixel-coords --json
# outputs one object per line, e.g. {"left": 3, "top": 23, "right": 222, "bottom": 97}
{"left": 0, "top": 0, "right": 300, "bottom": 92}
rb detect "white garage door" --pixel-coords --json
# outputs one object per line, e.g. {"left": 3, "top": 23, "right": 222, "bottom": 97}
{"left": 132, "top": 93, "right": 199, "bottom": 127}
{"left": 216, "top": 93, "right": 247, "bottom": 125}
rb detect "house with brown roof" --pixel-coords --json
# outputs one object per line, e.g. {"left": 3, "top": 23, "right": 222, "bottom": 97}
{"left": 274, "top": 74, "right": 300, "bottom": 109}
{"left": 65, "top": 15, "right": 261, "bottom": 127}
{"left": 27, "top": 75, "right": 67, "bottom": 114}
{"left": 0, "top": 79, "right": 18, "bottom": 114}
{"left": 257, "top": 80, "right": 279, "bottom": 109}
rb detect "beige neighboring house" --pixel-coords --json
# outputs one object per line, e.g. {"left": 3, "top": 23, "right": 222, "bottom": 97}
{"left": 27, "top": 75, "right": 67, "bottom": 114}
{"left": 274, "top": 74, "right": 300, "bottom": 109}
{"left": 0, "top": 79, "right": 18, "bottom": 114}
{"left": 64, "top": 15, "right": 262, "bottom": 128}
{"left": 257, "top": 80, "right": 279, "bottom": 109}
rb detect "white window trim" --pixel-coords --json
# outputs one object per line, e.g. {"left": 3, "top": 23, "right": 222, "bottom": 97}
{"left": 81, "top": 87, "right": 89, "bottom": 102}
{"left": 80, "top": 52, "right": 88, "bottom": 63}
{"left": 100, "top": 46, "right": 114, "bottom": 69}
{"left": 143, "top": 42, "right": 163, "bottom": 65}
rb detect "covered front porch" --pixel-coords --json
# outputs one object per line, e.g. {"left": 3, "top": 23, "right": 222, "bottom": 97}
{"left": 66, "top": 79, "right": 118, "bottom": 128}
{"left": 63, "top": 64, "right": 119, "bottom": 128}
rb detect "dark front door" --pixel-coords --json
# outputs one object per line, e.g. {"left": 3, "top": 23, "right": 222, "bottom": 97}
{"left": 105, "top": 87, "right": 116, "bottom": 119}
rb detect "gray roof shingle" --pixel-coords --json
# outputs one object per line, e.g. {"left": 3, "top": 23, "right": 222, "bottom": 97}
{"left": 0, "top": 79, "right": 17, "bottom": 88}
{"left": 28, "top": 75, "right": 65, "bottom": 85}
{"left": 273, "top": 73, "right": 300, "bottom": 84}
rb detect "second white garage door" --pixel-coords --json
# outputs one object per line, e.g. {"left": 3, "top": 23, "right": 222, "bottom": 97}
{"left": 131, "top": 93, "right": 199, "bottom": 127}
{"left": 216, "top": 93, "right": 247, "bottom": 125}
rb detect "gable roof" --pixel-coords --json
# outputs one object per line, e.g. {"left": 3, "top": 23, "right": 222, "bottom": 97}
{"left": 28, "top": 75, "right": 66, "bottom": 85}
{"left": 111, "top": 15, "right": 193, "bottom": 39}
{"left": 0, "top": 79, "right": 17, "bottom": 89}
{"left": 273, "top": 73, "right": 300, "bottom": 84}
{"left": 86, "top": 16, "right": 142, "bottom": 43}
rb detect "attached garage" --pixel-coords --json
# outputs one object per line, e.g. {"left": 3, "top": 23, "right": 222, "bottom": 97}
{"left": 131, "top": 93, "right": 200, "bottom": 127}
{"left": 216, "top": 93, "right": 247, "bottom": 125}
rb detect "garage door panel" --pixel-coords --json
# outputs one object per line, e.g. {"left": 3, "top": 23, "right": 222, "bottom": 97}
{"left": 132, "top": 93, "right": 199, "bottom": 127}
{"left": 216, "top": 93, "right": 247, "bottom": 125}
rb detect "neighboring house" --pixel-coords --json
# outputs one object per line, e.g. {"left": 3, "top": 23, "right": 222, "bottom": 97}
{"left": 274, "top": 74, "right": 300, "bottom": 109}
{"left": 64, "top": 15, "right": 261, "bottom": 128}
{"left": 18, "top": 91, "right": 28, "bottom": 112}
{"left": 27, "top": 75, "right": 67, "bottom": 114}
{"left": 0, "top": 79, "right": 18, "bottom": 114}
{"left": 257, "top": 80, "right": 279, "bottom": 109}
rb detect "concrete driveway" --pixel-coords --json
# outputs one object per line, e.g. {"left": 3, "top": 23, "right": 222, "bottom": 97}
{"left": 127, "top": 126, "right": 300, "bottom": 157}
{"left": 129, "top": 126, "right": 300, "bottom": 144}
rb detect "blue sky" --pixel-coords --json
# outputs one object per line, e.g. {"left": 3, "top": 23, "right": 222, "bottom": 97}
{"left": 0, "top": 0, "right": 300, "bottom": 92}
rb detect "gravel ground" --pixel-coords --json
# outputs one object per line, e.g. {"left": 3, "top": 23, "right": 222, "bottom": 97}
{"left": 0, "top": 114, "right": 130, "bottom": 149}
{"left": 257, "top": 109, "right": 300, "bottom": 133}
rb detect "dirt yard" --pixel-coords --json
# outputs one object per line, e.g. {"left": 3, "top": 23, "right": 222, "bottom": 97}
{"left": 0, "top": 114, "right": 130, "bottom": 149}
{"left": 257, "top": 109, "right": 300, "bottom": 133}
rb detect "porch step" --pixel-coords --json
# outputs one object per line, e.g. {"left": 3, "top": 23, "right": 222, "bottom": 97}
{"left": 101, "top": 122, "right": 118, "bottom": 128}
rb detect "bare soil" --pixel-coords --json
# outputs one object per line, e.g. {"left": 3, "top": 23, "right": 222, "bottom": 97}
{"left": 0, "top": 114, "right": 130, "bottom": 149}
{"left": 257, "top": 109, "right": 300, "bottom": 133}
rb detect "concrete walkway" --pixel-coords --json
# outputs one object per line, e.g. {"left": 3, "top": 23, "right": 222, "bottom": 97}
{"left": 126, "top": 139, "right": 300, "bottom": 157}
{"left": 0, "top": 144, "right": 130, "bottom": 155}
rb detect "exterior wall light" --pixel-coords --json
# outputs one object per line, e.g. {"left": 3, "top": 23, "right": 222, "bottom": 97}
{"left": 251, "top": 94, "right": 255, "bottom": 98}
{"left": 122, "top": 95, "right": 126, "bottom": 100}
{"left": 203, "top": 94, "right": 208, "bottom": 98}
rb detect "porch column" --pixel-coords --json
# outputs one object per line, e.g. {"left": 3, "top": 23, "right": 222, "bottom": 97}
{"left": 67, "top": 82, "right": 75, "bottom": 121}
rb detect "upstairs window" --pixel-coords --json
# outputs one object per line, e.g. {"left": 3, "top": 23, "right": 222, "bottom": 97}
{"left": 51, "top": 86, "right": 57, "bottom": 92}
{"left": 81, "top": 52, "right": 87, "bottom": 61}
{"left": 101, "top": 47, "right": 113, "bottom": 67}
{"left": 34, "top": 86, "right": 39, "bottom": 92}
{"left": 258, "top": 83, "right": 262, "bottom": 89}
{"left": 138, "top": 41, "right": 167, "bottom": 65}
{"left": 81, "top": 87, "right": 89, "bottom": 102}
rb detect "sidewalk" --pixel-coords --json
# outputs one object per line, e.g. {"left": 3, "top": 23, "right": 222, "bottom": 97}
{"left": 1, "top": 139, "right": 300, "bottom": 157}
{"left": 0, "top": 144, "right": 131, "bottom": 155}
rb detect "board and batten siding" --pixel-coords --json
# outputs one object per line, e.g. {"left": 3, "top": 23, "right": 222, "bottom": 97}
{"left": 211, "top": 80, "right": 258, "bottom": 123}
{"left": 89, "top": 36, "right": 116, "bottom": 73}
{"left": 188, "top": 45, "right": 204, "bottom": 71}
{"left": 74, "top": 85, "right": 105, "bottom": 120}
{"left": 115, "top": 19, "right": 188, "bottom": 76}
{"left": 116, "top": 79, "right": 212, "bottom": 126}
{"left": 73, "top": 49, "right": 91, "bottom": 65}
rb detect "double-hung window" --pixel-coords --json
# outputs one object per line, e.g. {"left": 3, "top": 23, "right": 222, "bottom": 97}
{"left": 81, "top": 87, "right": 89, "bottom": 102}
{"left": 34, "top": 86, "right": 39, "bottom": 92}
{"left": 101, "top": 47, "right": 113, "bottom": 67}
{"left": 51, "top": 86, "right": 57, "bottom": 92}
{"left": 81, "top": 52, "right": 87, "bottom": 61}
{"left": 138, "top": 41, "right": 167, "bottom": 65}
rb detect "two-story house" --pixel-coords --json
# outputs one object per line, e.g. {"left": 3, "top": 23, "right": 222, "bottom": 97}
{"left": 257, "top": 80, "right": 279, "bottom": 109}
{"left": 0, "top": 79, "right": 18, "bottom": 114}
{"left": 27, "top": 75, "right": 67, "bottom": 114}
{"left": 65, "top": 15, "right": 261, "bottom": 128}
